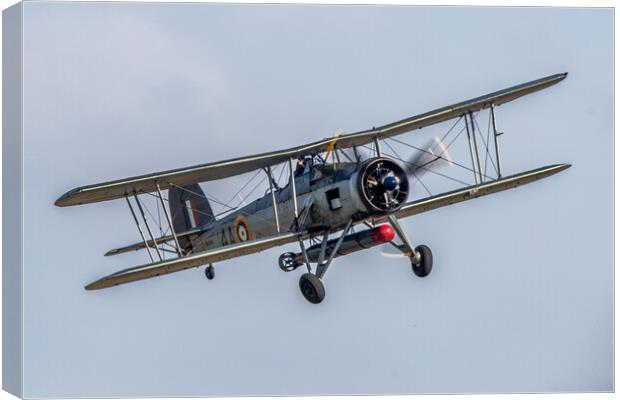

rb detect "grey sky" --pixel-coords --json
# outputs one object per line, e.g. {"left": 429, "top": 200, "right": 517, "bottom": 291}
{"left": 19, "top": 3, "right": 612, "bottom": 397}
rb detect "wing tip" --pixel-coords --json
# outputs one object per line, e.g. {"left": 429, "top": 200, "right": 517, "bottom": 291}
{"left": 54, "top": 196, "right": 69, "bottom": 207}
{"left": 104, "top": 249, "right": 119, "bottom": 257}
{"left": 555, "top": 72, "right": 568, "bottom": 83}
{"left": 542, "top": 163, "right": 571, "bottom": 176}
{"left": 545, "top": 72, "right": 568, "bottom": 86}
{"left": 85, "top": 279, "right": 110, "bottom": 290}
{"left": 54, "top": 187, "right": 82, "bottom": 207}
{"left": 556, "top": 162, "right": 572, "bottom": 171}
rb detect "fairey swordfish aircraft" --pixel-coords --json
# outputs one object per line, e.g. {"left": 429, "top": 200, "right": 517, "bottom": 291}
{"left": 56, "top": 73, "right": 571, "bottom": 304}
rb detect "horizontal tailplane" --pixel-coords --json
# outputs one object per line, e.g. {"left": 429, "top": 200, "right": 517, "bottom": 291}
{"left": 104, "top": 228, "right": 202, "bottom": 257}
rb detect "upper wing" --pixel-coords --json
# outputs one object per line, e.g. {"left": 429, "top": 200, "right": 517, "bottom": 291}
{"left": 394, "top": 163, "right": 571, "bottom": 220}
{"left": 86, "top": 231, "right": 302, "bottom": 290}
{"left": 56, "top": 73, "right": 567, "bottom": 207}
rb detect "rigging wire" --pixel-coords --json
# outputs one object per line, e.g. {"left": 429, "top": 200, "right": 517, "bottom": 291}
{"left": 142, "top": 184, "right": 279, "bottom": 236}
{"left": 473, "top": 114, "right": 499, "bottom": 176}
{"left": 388, "top": 132, "right": 494, "bottom": 182}
{"left": 231, "top": 175, "right": 268, "bottom": 210}
{"left": 167, "top": 182, "right": 234, "bottom": 213}
{"left": 383, "top": 140, "right": 433, "bottom": 196}
{"left": 142, "top": 190, "right": 219, "bottom": 225}
{"left": 363, "top": 143, "right": 470, "bottom": 187}
{"left": 437, "top": 115, "right": 464, "bottom": 145}
{"left": 276, "top": 161, "right": 287, "bottom": 188}
{"left": 220, "top": 169, "right": 263, "bottom": 213}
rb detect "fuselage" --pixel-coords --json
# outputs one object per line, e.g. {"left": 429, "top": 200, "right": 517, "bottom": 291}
{"left": 192, "top": 162, "right": 360, "bottom": 252}
{"left": 188, "top": 157, "right": 410, "bottom": 253}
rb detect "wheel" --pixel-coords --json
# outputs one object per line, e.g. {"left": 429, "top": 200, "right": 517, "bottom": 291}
{"left": 205, "top": 265, "right": 215, "bottom": 280}
{"left": 279, "top": 252, "right": 299, "bottom": 272}
{"left": 299, "top": 273, "right": 325, "bottom": 304}
{"left": 411, "top": 245, "right": 433, "bottom": 277}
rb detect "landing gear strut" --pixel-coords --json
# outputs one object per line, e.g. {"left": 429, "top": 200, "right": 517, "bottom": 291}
{"left": 292, "top": 220, "right": 353, "bottom": 304}
{"left": 386, "top": 215, "right": 433, "bottom": 278}
{"left": 205, "top": 264, "right": 215, "bottom": 280}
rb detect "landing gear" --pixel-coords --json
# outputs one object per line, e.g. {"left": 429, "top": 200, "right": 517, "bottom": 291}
{"left": 299, "top": 273, "right": 325, "bottom": 304}
{"left": 411, "top": 245, "right": 433, "bottom": 277}
{"left": 385, "top": 215, "right": 433, "bottom": 278}
{"left": 279, "top": 252, "right": 300, "bottom": 272}
{"left": 205, "top": 264, "right": 215, "bottom": 280}
{"left": 295, "top": 221, "right": 352, "bottom": 304}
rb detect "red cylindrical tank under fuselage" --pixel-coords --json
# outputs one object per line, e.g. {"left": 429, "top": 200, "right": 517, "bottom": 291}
{"left": 293, "top": 224, "right": 394, "bottom": 264}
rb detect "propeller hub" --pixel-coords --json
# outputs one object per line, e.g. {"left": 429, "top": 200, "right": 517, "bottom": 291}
{"left": 381, "top": 175, "right": 400, "bottom": 191}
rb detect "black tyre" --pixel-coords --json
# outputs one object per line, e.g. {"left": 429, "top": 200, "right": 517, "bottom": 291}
{"left": 411, "top": 245, "right": 433, "bottom": 278}
{"left": 279, "top": 252, "right": 299, "bottom": 272}
{"left": 205, "top": 265, "right": 215, "bottom": 280}
{"left": 299, "top": 273, "right": 325, "bottom": 304}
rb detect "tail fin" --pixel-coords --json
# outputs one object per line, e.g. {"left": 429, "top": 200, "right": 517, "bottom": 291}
{"left": 168, "top": 183, "right": 214, "bottom": 252}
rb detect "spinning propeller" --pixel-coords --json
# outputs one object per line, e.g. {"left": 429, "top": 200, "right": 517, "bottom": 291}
{"left": 405, "top": 136, "right": 454, "bottom": 179}
{"left": 358, "top": 136, "right": 453, "bottom": 214}
{"left": 378, "top": 136, "right": 453, "bottom": 257}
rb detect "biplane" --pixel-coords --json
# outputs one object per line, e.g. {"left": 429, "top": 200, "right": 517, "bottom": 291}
{"left": 56, "top": 72, "right": 571, "bottom": 304}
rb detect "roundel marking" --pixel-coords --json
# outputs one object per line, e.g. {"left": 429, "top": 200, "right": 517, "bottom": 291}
{"left": 233, "top": 215, "right": 252, "bottom": 243}
{"left": 237, "top": 223, "right": 249, "bottom": 241}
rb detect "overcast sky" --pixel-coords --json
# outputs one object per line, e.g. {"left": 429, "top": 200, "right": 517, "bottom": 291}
{"left": 18, "top": 3, "right": 612, "bottom": 397}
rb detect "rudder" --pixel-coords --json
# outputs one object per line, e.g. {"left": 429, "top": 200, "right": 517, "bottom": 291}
{"left": 168, "top": 183, "right": 214, "bottom": 252}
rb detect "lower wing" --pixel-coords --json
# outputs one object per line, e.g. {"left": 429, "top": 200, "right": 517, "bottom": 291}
{"left": 395, "top": 163, "right": 570, "bottom": 219}
{"left": 87, "top": 164, "right": 569, "bottom": 290}
{"left": 86, "top": 231, "right": 302, "bottom": 290}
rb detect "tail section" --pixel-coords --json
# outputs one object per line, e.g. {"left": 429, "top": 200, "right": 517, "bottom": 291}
{"left": 168, "top": 183, "right": 214, "bottom": 252}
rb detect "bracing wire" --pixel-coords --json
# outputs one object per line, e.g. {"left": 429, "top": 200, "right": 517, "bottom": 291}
{"left": 167, "top": 182, "right": 234, "bottom": 214}
{"left": 473, "top": 114, "right": 499, "bottom": 176}
{"left": 276, "top": 161, "right": 287, "bottom": 188}
{"left": 388, "top": 133, "right": 494, "bottom": 182}
{"left": 221, "top": 169, "right": 263, "bottom": 212}
{"left": 383, "top": 140, "right": 433, "bottom": 196}
{"left": 362, "top": 143, "right": 470, "bottom": 187}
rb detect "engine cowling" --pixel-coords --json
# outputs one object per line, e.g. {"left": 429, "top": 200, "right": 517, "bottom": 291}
{"left": 356, "top": 157, "right": 409, "bottom": 213}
